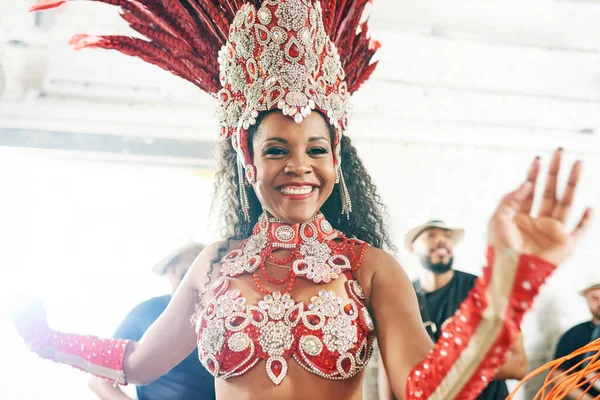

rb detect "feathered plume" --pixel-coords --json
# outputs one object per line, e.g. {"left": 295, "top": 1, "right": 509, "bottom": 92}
{"left": 30, "top": 0, "right": 379, "bottom": 96}
{"left": 319, "top": 0, "right": 379, "bottom": 93}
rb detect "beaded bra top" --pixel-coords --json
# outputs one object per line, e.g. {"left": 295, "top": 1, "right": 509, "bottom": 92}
{"left": 195, "top": 213, "right": 376, "bottom": 385}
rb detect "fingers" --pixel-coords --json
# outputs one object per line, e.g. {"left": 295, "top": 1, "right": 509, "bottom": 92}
{"left": 520, "top": 157, "right": 541, "bottom": 215}
{"left": 538, "top": 149, "right": 562, "bottom": 217}
{"left": 571, "top": 208, "right": 593, "bottom": 242}
{"left": 552, "top": 161, "right": 582, "bottom": 223}
{"left": 495, "top": 181, "right": 533, "bottom": 220}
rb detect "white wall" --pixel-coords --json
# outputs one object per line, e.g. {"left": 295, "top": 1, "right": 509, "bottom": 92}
{"left": 0, "top": 148, "right": 213, "bottom": 399}
{"left": 351, "top": 138, "right": 600, "bottom": 398}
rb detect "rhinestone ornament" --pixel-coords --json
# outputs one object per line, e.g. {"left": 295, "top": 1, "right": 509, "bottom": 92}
{"left": 196, "top": 214, "right": 376, "bottom": 385}
{"left": 217, "top": 1, "right": 351, "bottom": 137}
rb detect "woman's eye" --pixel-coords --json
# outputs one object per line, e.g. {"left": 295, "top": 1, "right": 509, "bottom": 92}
{"left": 263, "top": 147, "right": 287, "bottom": 156}
{"left": 308, "top": 147, "right": 328, "bottom": 155}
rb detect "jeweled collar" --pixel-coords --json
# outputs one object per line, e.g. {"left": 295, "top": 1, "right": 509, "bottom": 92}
{"left": 262, "top": 212, "right": 338, "bottom": 249}
{"left": 220, "top": 212, "right": 351, "bottom": 285}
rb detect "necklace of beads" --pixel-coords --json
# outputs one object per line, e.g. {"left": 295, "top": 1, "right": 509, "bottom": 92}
{"left": 220, "top": 212, "right": 354, "bottom": 294}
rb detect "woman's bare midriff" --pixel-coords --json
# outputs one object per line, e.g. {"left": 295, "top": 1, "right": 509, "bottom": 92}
{"left": 215, "top": 364, "right": 365, "bottom": 400}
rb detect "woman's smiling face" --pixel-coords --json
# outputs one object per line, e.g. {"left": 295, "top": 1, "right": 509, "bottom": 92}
{"left": 251, "top": 111, "right": 336, "bottom": 223}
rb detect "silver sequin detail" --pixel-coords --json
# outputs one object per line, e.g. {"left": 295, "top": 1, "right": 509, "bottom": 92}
{"left": 259, "top": 321, "right": 294, "bottom": 357}
{"left": 322, "top": 56, "right": 341, "bottom": 84}
{"left": 228, "top": 332, "right": 251, "bottom": 352}
{"left": 275, "top": 225, "right": 295, "bottom": 242}
{"left": 227, "top": 64, "right": 247, "bottom": 93}
{"left": 259, "top": 42, "right": 284, "bottom": 76}
{"left": 309, "top": 290, "right": 342, "bottom": 317}
{"left": 217, "top": 290, "right": 246, "bottom": 318}
{"left": 275, "top": 0, "right": 307, "bottom": 31}
{"left": 197, "top": 286, "right": 373, "bottom": 383}
{"left": 258, "top": 291, "right": 295, "bottom": 320}
{"left": 320, "top": 219, "right": 333, "bottom": 234}
{"left": 323, "top": 314, "right": 358, "bottom": 354}
{"left": 279, "top": 63, "right": 309, "bottom": 92}
{"left": 201, "top": 319, "right": 226, "bottom": 355}
{"left": 257, "top": 7, "right": 272, "bottom": 25}
{"left": 231, "top": 31, "right": 255, "bottom": 60}
{"left": 220, "top": 218, "right": 268, "bottom": 276}
{"left": 293, "top": 222, "right": 350, "bottom": 283}
{"left": 225, "top": 101, "right": 244, "bottom": 128}
{"left": 216, "top": 0, "right": 351, "bottom": 137}
{"left": 300, "top": 335, "right": 323, "bottom": 356}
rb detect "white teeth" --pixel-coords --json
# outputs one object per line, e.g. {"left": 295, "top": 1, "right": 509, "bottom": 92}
{"left": 280, "top": 186, "right": 313, "bottom": 195}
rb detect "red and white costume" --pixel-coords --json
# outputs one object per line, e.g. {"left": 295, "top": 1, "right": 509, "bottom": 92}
{"left": 196, "top": 213, "right": 374, "bottom": 384}
{"left": 25, "top": 0, "right": 558, "bottom": 398}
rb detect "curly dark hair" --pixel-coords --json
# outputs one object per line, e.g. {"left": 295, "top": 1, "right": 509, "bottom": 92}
{"left": 210, "top": 111, "right": 394, "bottom": 247}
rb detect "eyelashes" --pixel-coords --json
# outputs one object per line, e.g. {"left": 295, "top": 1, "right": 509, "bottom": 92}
{"left": 261, "top": 146, "right": 330, "bottom": 157}
{"left": 263, "top": 146, "right": 287, "bottom": 156}
{"left": 308, "top": 147, "right": 329, "bottom": 155}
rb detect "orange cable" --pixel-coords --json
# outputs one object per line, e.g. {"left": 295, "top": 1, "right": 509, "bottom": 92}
{"left": 507, "top": 338, "right": 600, "bottom": 400}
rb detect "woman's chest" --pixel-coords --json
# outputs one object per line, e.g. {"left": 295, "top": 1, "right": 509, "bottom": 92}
{"left": 196, "top": 275, "right": 375, "bottom": 384}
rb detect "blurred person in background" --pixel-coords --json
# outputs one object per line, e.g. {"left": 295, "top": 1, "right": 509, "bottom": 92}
{"left": 89, "top": 243, "right": 215, "bottom": 400}
{"left": 379, "top": 221, "right": 528, "bottom": 400}
{"left": 549, "top": 281, "right": 600, "bottom": 399}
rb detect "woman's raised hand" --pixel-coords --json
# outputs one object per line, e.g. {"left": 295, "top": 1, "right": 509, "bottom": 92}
{"left": 488, "top": 148, "right": 592, "bottom": 265}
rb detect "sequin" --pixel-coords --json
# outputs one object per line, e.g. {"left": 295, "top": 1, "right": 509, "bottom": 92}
{"left": 300, "top": 335, "right": 323, "bottom": 356}
{"left": 293, "top": 235, "right": 350, "bottom": 284}
{"left": 197, "top": 279, "right": 374, "bottom": 384}
{"left": 216, "top": 290, "right": 246, "bottom": 317}
{"left": 259, "top": 321, "right": 294, "bottom": 356}
{"left": 197, "top": 214, "right": 375, "bottom": 385}
{"left": 221, "top": 217, "right": 269, "bottom": 276}
{"left": 275, "top": 225, "right": 295, "bottom": 242}
{"left": 228, "top": 332, "right": 251, "bottom": 352}
{"left": 322, "top": 56, "right": 341, "bottom": 84}
{"left": 320, "top": 219, "right": 333, "bottom": 234}
{"left": 231, "top": 31, "right": 255, "bottom": 60}
{"left": 257, "top": 6, "right": 272, "bottom": 25}
{"left": 226, "top": 64, "right": 247, "bottom": 93}
{"left": 200, "top": 319, "right": 226, "bottom": 355}
{"left": 214, "top": 0, "right": 353, "bottom": 141}
{"left": 274, "top": 0, "right": 307, "bottom": 31}
{"left": 323, "top": 315, "right": 358, "bottom": 353}
{"left": 279, "top": 63, "right": 309, "bottom": 92}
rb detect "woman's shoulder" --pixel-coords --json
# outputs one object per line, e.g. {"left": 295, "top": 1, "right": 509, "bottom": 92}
{"left": 361, "top": 245, "right": 400, "bottom": 269}
{"left": 201, "top": 239, "right": 244, "bottom": 259}
{"left": 351, "top": 245, "right": 405, "bottom": 297}
{"left": 189, "top": 239, "right": 245, "bottom": 286}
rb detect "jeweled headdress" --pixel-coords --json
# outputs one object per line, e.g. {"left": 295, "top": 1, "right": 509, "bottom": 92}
{"left": 31, "top": 0, "right": 380, "bottom": 219}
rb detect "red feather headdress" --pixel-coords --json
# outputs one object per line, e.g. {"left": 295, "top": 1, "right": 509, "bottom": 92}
{"left": 30, "top": 0, "right": 380, "bottom": 218}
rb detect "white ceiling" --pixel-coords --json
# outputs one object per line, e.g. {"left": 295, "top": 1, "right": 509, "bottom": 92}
{"left": 0, "top": 0, "right": 599, "bottom": 156}
{"left": 370, "top": 0, "right": 600, "bottom": 51}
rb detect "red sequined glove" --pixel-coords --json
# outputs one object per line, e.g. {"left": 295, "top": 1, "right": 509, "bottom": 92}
{"left": 406, "top": 246, "right": 555, "bottom": 400}
{"left": 12, "top": 297, "right": 130, "bottom": 384}
{"left": 30, "top": 330, "right": 130, "bottom": 384}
